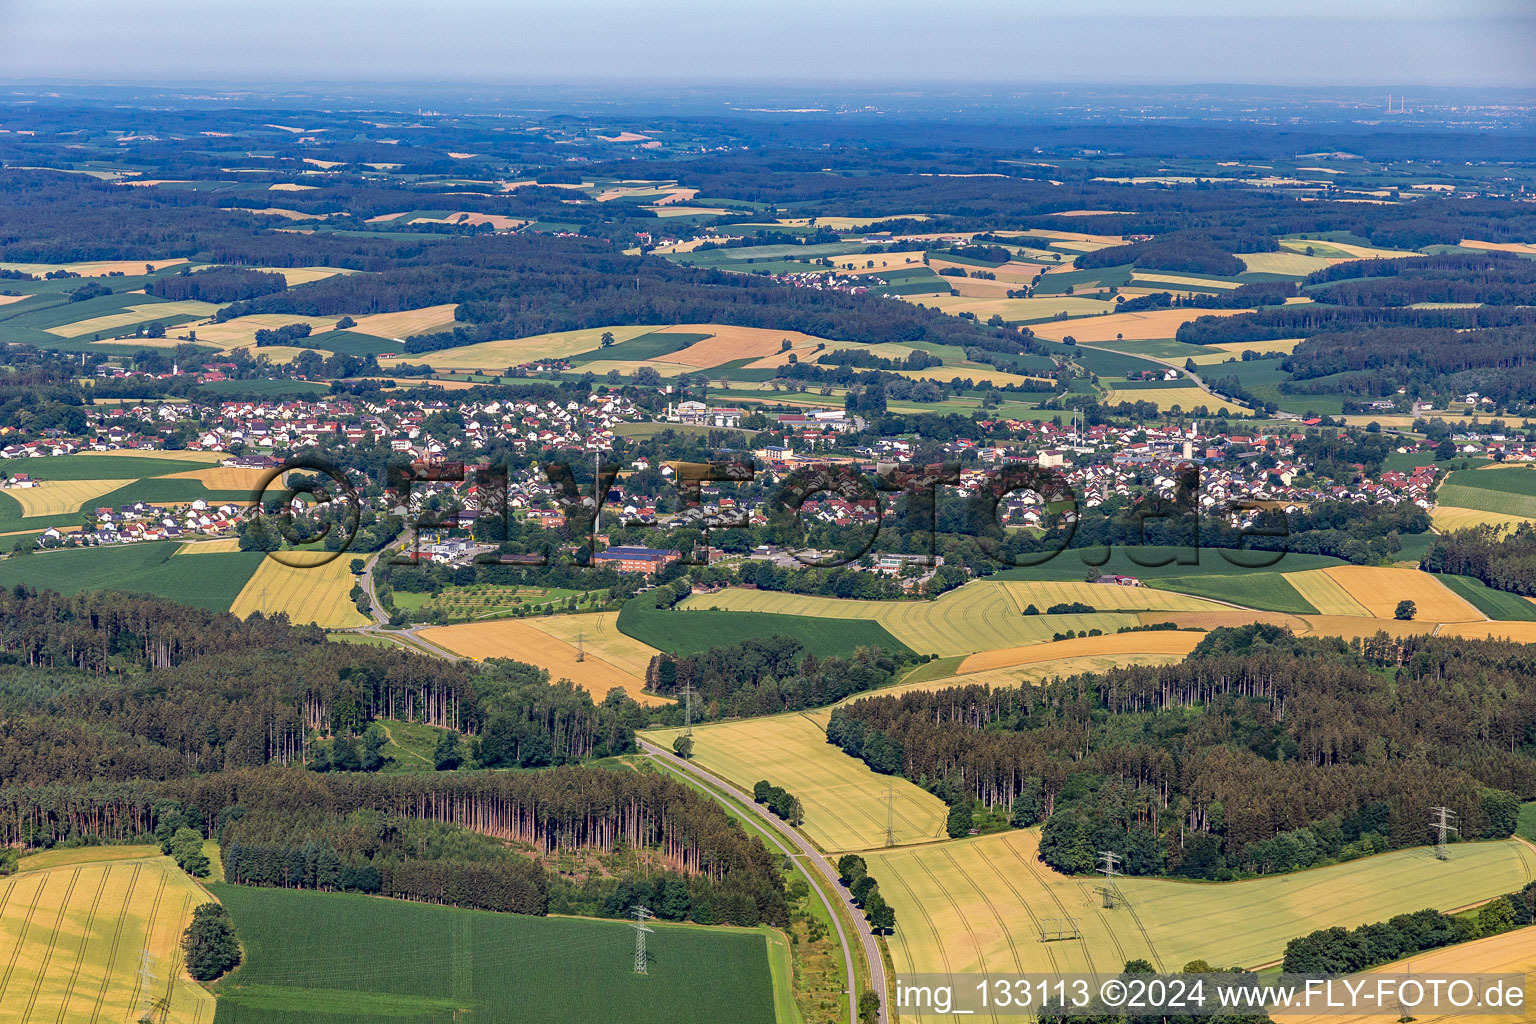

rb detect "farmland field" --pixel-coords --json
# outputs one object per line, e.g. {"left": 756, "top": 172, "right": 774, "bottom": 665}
{"left": 0, "top": 453, "right": 218, "bottom": 479}
{"left": 1273, "top": 925, "right": 1536, "bottom": 1024}
{"left": 1150, "top": 572, "right": 1318, "bottom": 614}
{"left": 869, "top": 831, "right": 1535, "bottom": 1024}
{"left": 523, "top": 611, "right": 665, "bottom": 678}
{"left": 5, "top": 478, "right": 134, "bottom": 516}
{"left": 954, "top": 629, "right": 1205, "bottom": 675}
{"left": 678, "top": 584, "right": 1140, "bottom": 657}
{"left": 1435, "top": 467, "right": 1536, "bottom": 519}
{"left": 0, "top": 541, "right": 263, "bottom": 610}
{"left": 418, "top": 616, "right": 669, "bottom": 705}
{"left": 210, "top": 883, "right": 777, "bottom": 1024}
{"left": 190, "top": 313, "right": 343, "bottom": 348}
{"left": 1432, "top": 573, "right": 1536, "bottom": 620}
{"left": 229, "top": 551, "right": 370, "bottom": 628}
{"left": 1321, "top": 565, "right": 1483, "bottom": 621}
{"left": 1101, "top": 386, "right": 1251, "bottom": 414}
{"left": 412, "top": 325, "right": 656, "bottom": 370}
{"left": 1032, "top": 308, "right": 1252, "bottom": 343}
{"left": 619, "top": 588, "right": 912, "bottom": 659}
{"left": 644, "top": 711, "right": 948, "bottom": 851}
{"left": 995, "top": 579, "right": 1220, "bottom": 614}
{"left": 1281, "top": 569, "right": 1369, "bottom": 616}
{"left": 0, "top": 848, "right": 213, "bottom": 1024}
{"left": 1429, "top": 504, "right": 1536, "bottom": 534}
{"left": 347, "top": 303, "right": 460, "bottom": 339}
{"left": 47, "top": 300, "right": 219, "bottom": 338}
{"left": 1440, "top": 620, "right": 1536, "bottom": 643}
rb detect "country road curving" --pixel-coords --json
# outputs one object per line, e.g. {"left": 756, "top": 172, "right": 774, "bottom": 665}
{"left": 638, "top": 736, "right": 888, "bottom": 1024}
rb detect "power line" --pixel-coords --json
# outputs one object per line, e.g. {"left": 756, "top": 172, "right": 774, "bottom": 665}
{"left": 1097, "top": 850, "right": 1124, "bottom": 909}
{"left": 630, "top": 905, "right": 655, "bottom": 975}
{"left": 884, "top": 779, "right": 896, "bottom": 848}
{"left": 679, "top": 683, "right": 697, "bottom": 738}
{"left": 134, "top": 950, "right": 157, "bottom": 1024}
{"left": 1430, "top": 806, "right": 1459, "bottom": 861}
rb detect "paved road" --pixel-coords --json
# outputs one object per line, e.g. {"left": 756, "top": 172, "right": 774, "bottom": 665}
{"left": 349, "top": 548, "right": 885, "bottom": 1022}
{"left": 639, "top": 737, "right": 887, "bottom": 1024}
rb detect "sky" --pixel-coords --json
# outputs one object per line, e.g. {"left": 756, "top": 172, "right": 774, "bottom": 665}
{"left": 0, "top": 0, "right": 1533, "bottom": 89}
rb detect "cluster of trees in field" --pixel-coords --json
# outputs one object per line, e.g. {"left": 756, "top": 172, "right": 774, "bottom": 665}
{"left": 1424, "top": 524, "right": 1536, "bottom": 596}
{"left": 644, "top": 638, "right": 913, "bottom": 718}
{"left": 182, "top": 903, "right": 242, "bottom": 982}
{"left": 1116, "top": 280, "right": 1298, "bottom": 313}
{"left": 752, "top": 780, "right": 803, "bottom": 825}
{"left": 825, "top": 625, "right": 1532, "bottom": 880}
{"left": 835, "top": 854, "right": 895, "bottom": 934}
{"left": 1075, "top": 236, "right": 1246, "bottom": 277}
{"left": 253, "top": 322, "right": 313, "bottom": 346}
{"left": 817, "top": 347, "right": 943, "bottom": 371}
{"left": 147, "top": 266, "right": 287, "bottom": 302}
{"left": 1283, "top": 883, "right": 1536, "bottom": 973}
{"left": 1305, "top": 252, "right": 1536, "bottom": 306}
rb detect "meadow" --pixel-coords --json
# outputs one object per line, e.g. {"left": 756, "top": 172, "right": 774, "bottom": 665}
{"left": 644, "top": 711, "right": 949, "bottom": 852}
{"left": 0, "top": 541, "right": 263, "bottom": 611}
{"left": 0, "top": 848, "right": 213, "bottom": 1024}
{"left": 868, "top": 831, "right": 1535, "bottom": 1024}
{"left": 209, "top": 883, "right": 777, "bottom": 1024}
{"left": 419, "top": 616, "right": 669, "bottom": 705}
{"left": 1432, "top": 573, "right": 1536, "bottom": 621}
{"left": 677, "top": 583, "right": 1140, "bottom": 657}
{"left": 229, "top": 552, "right": 370, "bottom": 628}
{"left": 0, "top": 453, "right": 219, "bottom": 479}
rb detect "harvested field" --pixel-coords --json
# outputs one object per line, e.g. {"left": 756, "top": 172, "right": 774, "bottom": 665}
{"left": 1282, "top": 569, "right": 1370, "bottom": 616}
{"left": 893, "top": 366, "right": 1048, "bottom": 387}
{"left": 230, "top": 551, "right": 369, "bottom": 628}
{"left": 1459, "top": 239, "right": 1536, "bottom": 255}
{"left": 1032, "top": 307, "right": 1253, "bottom": 343}
{"left": 1131, "top": 272, "right": 1243, "bottom": 290}
{"left": 681, "top": 585, "right": 1138, "bottom": 657}
{"left": 523, "top": 611, "right": 663, "bottom": 678}
{"left": 347, "top": 304, "right": 459, "bottom": 339}
{"left": 1430, "top": 505, "right": 1536, "bottom": 534}
{"left": 175, "top": 537, "right": 241, "bottom": 554}
{"left": 162, "top": 466, "right": 270, "bottom": 491}
{"left": 1212, "top": 338, "right": 1303, "bottom": 356}
{"left": 1137, "top": 609, "right": 1308, "bottom": 632}
{"left": 1236, "top": 251, "right": 1339, "bottom": 275}
{"left": 420, "top": 616, "right": 668, "bottom": 705}
{"left": 1321, "top": 565, "right": 1483, "bottom": 622}
{"left": 412, "top": 325, "right": 655, "bottom": 371}
{"left": 408, "top": 212, "right": 525, "bottom": 229}
{"left": 193, "top": 312, "right": 343, "bottom": 347}
{"left": 0, "top": 259, "right": 188, "bottom": 277}
{"left": 45, "top": 300, "right": 219, "bottom": 338}
{"left": 1102, "top": 386, "right": 1251, "bottom": 413}
{"left": 254, "top": 265, "right": 355, "bottom": 285}
{"left": 6, "top": 478, "right": 134, "bottom": 517}
{"left": 0, "top": 849, "right": 213, "bottom": 1024}
{"left": 644, "top": 712, "right": 948, "bottom": 852}
{"left": 665, "top": 325, "right": 842, "bottom": 368}
{"left": 955, "top": 629, "right": 1205, "bottom": 675}
{"left": 1440, "top": 621, "right": 1536, "bottom": 643}
{"left": 997, "top": 579, "right": 1219, "bottom": 615}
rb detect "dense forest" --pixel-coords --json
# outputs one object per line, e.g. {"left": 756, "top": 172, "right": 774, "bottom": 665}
{"left": 1304, "top": 251, "right": 1536, "bottom": 307}
{"left": 826, "top": 625, "right": 1530, "bottom": 880}
{"left": 1423, "top": 524, "right": 1536, "bottom": 597}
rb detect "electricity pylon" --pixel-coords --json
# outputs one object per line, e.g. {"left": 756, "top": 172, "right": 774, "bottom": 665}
{"left": 631, "top": 905, "right": 654, "bottom": 974}
{"left": 1430, "top": 807, "right": 1459, "bottom": 861}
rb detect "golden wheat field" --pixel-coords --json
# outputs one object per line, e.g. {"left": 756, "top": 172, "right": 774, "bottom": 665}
{"left": 1137, "top": 609, "right": 1308, "bottom": 632}
{"left": 162, "top": 466, "right": 271, "bottom": 491}
{"left": 1130, "top": 272, "right": 1243, "bottom": 290}
{"left": 1321, "top": 565, "right": 1483, "bottom": 621}
{"left": 1431, "top": 505, "right": 1536, "bottom": 534}
{"left": 253, "top": 265, "right": 355, "bottom": 285}
{"left": 867, "top": 651, "right": 1196, "bottom": 703}
{"left": 80, "top": 449, "right": 219, "bottom": 464}
{"left": 665, "top": 324, "right": 842, "bottom": 368}
{"left": 997, "top": 579, "right": 1219, "bottom": 615}
{"left": 1032, "top": 307, "right": 1253, "bottom": 343}
{"left": 1235, "top": 250, "right": 1339, "bottom": 275}
{"left": 915, "top": 294, "right": 1116, "bottom": 321}
{"left": 1282, "top": 569, "right": 1370, "bottom": 616}
{"left": 521, "top": 611, "right": 664, "bottom": 679}
{"left": 644, "top": 712, "right": 949, "bottom": 852}
{"left": 955, "top": 628, "right": 1206, "bottom": 674}
{"left": 348, "top": 304, "right": 460, "bottom": 339}
{"left": 1299, "top": 615, "right": 1439, "bottom": 640}
{"left": 1440, "top": 621, "right": 1536, "bottom": 643}
{"left": 6, "top": 478, "right": 134, "bottom": 517}
{"left": 0, "top": 849, "right": 214, "bottom": 1024}
{"left": 1273, "top": 924, "right": 1536, "bottom": 1024}
{"left": 412, "top": 325, "right": 655, "bottom": 371}
{"left": 45, "top": 301, "right": 221, "bottom": 339}
{"left": 0, "top": 259, "right": 189, "bottom": 278}
{"left": 229, "top": 552, "right": 369, "bottom": 628}
{"left": 419, "top": 617, "right": 668, "bottom": 705}
{"left": 194, "top": 313, "right": 343, "bottom": 347}
{"left": 175, "top": 537, "right": 242, "bottom": 555}
{"left": 1102, "top": 386, "right": 1251, "bottom": 413}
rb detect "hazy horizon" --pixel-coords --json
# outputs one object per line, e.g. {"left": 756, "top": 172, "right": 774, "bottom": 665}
{"left": 1, "top": 0, "right": 1533, "bottom": 89}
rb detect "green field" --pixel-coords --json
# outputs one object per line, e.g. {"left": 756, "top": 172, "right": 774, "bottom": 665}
{"left": 1433, "top": 573, "right": 1536, "bottom": 621}
{"left": 1437, "top": 467, "right": 1536, "bottom": 518}
{"left": 675, "top": 583, "right": 1140, "bottom": 657}
{"left": 87, "top": 478, "right": 254, "bottom": 507}
{"left": 645, "top": 710, "right": 948, "bottom": 852}
{"left": 568, "top": 330, "right": 710, "bottom": 364}
{"left": 0, "top": 454, "right": 217, "bottom": 480}
{"left": 198, "top": 379, "right": 334, "bottom": 396}
{"left": 618, "top": 588, "right": 913, "bottom": 658}
{"left": 303, "top": 330, "right": 406, "bottom": 357}
{"left": 210, "top": 883, "right": 777, "bottom": 1024}
{"left": 990, "top": 547, "right": 1344, "bottom": 581}
{"left": 0, "top": 541, "right": 263, "bottom": 610}
{"left": 1519, "top": 802, "right": 1536, "bottom": 842}
{"left": 1150, "top": 572, "right": 1319, "bottom": 614}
